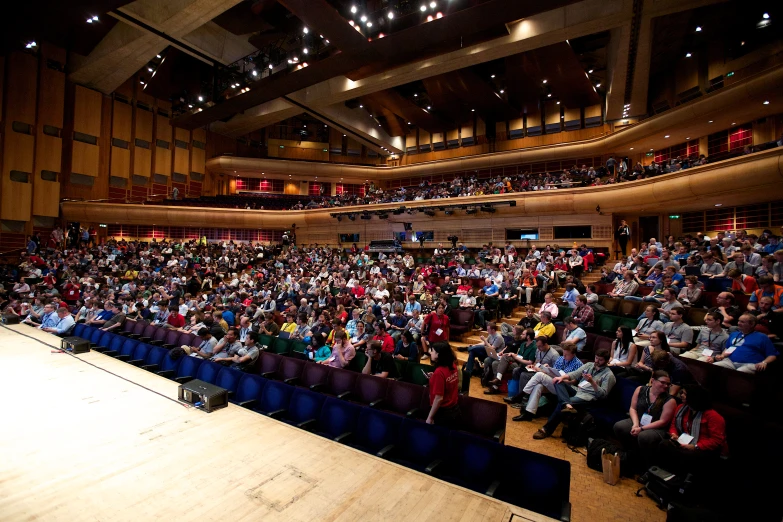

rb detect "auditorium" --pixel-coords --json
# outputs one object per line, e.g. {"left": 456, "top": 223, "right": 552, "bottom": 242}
{"left": 1, "top": 0, "right": 783, "bottom": 520}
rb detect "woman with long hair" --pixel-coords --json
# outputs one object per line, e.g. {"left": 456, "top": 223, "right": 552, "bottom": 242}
{"left": 425, "top": 342, "right": 461, "bottom": 428}
{"left": 609, "top": 326, "right": 637, "bottom": 375}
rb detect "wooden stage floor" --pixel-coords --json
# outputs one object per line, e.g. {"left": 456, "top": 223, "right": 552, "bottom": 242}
{"left": 0, "top": 325, "right": 552, "bottom": 522}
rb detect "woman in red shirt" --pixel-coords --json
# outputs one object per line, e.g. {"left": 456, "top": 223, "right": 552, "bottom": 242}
{"left": 425, "top": 341, "right": 461, "bottom": 428}
{"left": 422, "top": 303, "right": 450, "bottom": 355}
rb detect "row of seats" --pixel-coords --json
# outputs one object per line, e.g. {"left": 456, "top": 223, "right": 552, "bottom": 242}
{"left": 68, "top": 323, "right": 569, "bottom": 520}
{"left": 73, "top": 322, "right": 507, "bottom": 442}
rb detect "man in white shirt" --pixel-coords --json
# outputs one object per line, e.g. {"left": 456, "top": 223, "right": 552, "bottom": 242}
{"left": 42, "top": 307, "right": 75, "bottom": 336}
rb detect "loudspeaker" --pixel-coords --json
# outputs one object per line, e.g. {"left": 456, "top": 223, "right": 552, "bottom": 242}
{"left": 61, "top": 336, "right": 91, "bottom": 354}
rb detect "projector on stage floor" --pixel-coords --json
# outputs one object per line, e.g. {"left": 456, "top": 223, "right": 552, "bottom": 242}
{"left": 61, "top": 336, "right": 91, "bottom": 354}
{"left": 2, "top": 314, "right": 20, "bottom": 325}
{"left": 178, "top": 379, "right": 228, "bottom": 412}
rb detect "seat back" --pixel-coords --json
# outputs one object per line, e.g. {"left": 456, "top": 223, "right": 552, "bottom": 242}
{"left": 458, "top": 395, "right": 506, "bottom": 442}
{"left": 384, "top": 380, "right": 425, "bottom": 416}
{"left": 234, "top": 374, "right": 267, "bottom": 404}
{"left": 685, "top": 307, "right": 708, "bottom": 327}
{"left": 178, "top": 332, "right": 197, "bottom": 347}
{"left": 272, "top": 337, "right": 292, "bottom": 355}
{"left": 175, "top": 355, "right": 203, "bottom": 380}
{"left": 258, "top": 352, "right": 283, "bottom": 375}
{"left": 157, "top": 351, "right": 183, "bottom": 374}
{"left": 88, "top": 328, "right": 105, "bottom": 344}
{"left": 397, "top": 419, "right": 449, "bottom": 469}
{"left": 151, "top": 327, "right": 168, "bottom": 343}
{"left": 354, "top": 409, "right": 402, "bottom": 454}
{"left": 449, "top": 308, "right": 475, "bottom": 327}
{"left": 72, "top": 323, "right": 87, "bottom": 338}
{"left": 105, "top": 335, "right": 124, "bottom": 353}
{"left": 291, "top": 341, "right": 309, "bottom": 359}
{"left": 591, "top": 335, "right": 614, "bottom": 355}
{"left": 354, "top": 374, "right": 389, "bottom": 406}
{"left": 445, "top": 431, "right": 501, "bottom": 489}
{"left": 595, "top": 314, "right": 620, "bottom": 334}
{"left": 404, "top": 363, "right": 436, "bottom": 386}
{"left": 256, "top": 381, "right": 294, "bottom": 414}
{"left": 287, "top": 388, "right": 326, "bottom": 424}
{"left": 121, "top": 319, "right": 137, "bottom": 335}
{"left": 140, "top": 324, "right": 157, "bottom": 339}
{"left": 618, "top": 299, "right": 640, "bottom": 318}
{"left": 598, "top": 296, "right": 621, "bottom": 314}
{"left": 497, "top": 445, "right": 571, "bottom": 520}
{"left": 144, "top": 345, "right": 167, "bottom": 367}
{"left": 258, "top": 334, "right": 273, "bottom": 351}
{"left": 164, "top": 329, "right": 181, "bottom": 346}
{"left": 119, "top": 338, "right": 138, "bottom": 357}
{"left": 132, "top": 320, "right": 149, "bottom": 336}
{"left": 300, "top": 362, "right": 331, "bottom": 389}
{"left": 215, "top": 367, "right": 242, "bottom": 394}
{"left": 194, "top": 360, "right": 222, "bottom": 384}
{"left": 279, "top": 357, "right": 306, "bottom": 382}
{"left": 326, "top": 367, "right": 358, "bottom": 396}
{"left": 130, "top": 343, "right": 151, "bottom": 362}
{"left": 317, "top": 398, "right": 362, "bottom": 439}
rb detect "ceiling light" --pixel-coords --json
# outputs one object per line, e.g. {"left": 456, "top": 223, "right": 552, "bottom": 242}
{"left": 630, "top": 147, "right": 634, "bottom": 150}
{"left": 139, "top": 80, "right": 145, "bottom": 85}
{"left": 595, "top": 83, "right": 601, "bottom": 88}
{"left": 499, "top": 90, "right": 504, "bottom": 94}
{"left": 366, "top": 21, "right": 372, "bottom": 27}
{"left": 685, "top": 52, "right": 692, "bottom": 58}
{"left": 26, "top": 41, "right": 37, "bottom": 48}
{"left": 436, "top": 12, "right": 443, "bottom": 18}
{"left": 695, "top": 26, "right": 702, "bottom": 32}
{"left": 420, "top": 5, "right": 427, "bottom": 11}
{"left": 650, "top": 148, "right": 654, "bottom": 151}
{"left": 664, "top": 135, "right": 670, "bottom": 138}
{"left": 188, "top": 104, "right": 193, "bottom": 108}
{"left": 491, "top": 74, "right": 495, "bottom": 79}
{"left": 430, "top": 1, "right": 436, "bottom": 8}
{"left": 741, "top": 41, "right": 745, "bottom": 46}
{"left": 471, "top": 109, "right": 475, "bottom": 112}
{"left": 427, "top": 106, "right": 431, "bottom": 109}
{"left": 288, "top": 59, "right": 293, "bottom": 64}
{"left": 148, "top": 67, "right": 153, "bottom": 72}
{"left": 731, "top": 122, "right": 736, "bottom": 125}
{"left": 588, "top": 69, "right": 593, "bottom": 73}
{"left": 252, "top": 70, "right": 258, "bottom": 76}
{"left": 714, "top": 203, "right": 723, "bottom": 207}
{"left": 269, "top": 64, "right": 273, "bottom": 69}
{"left": 427, "top": 15, "right": 433, "bottom": 21}
{"left": 762, "top": 13, "right": 769, "bottom": 19}
{"left": 408, "top": 122, "right": 411, "bottom": 124}
{"left": 343, "top": 134, "right": 346, "bottom": 137}
{"left": 87, "top": 18, "right": 93, "bottom": 23}
{"left": 360, "top": 15, "right": 367, "bottom": 22}
{"left": 359, "top": 104, "right": 363, "bottom": 108}
{"left": 547, "top": 93, "right": 552, "bottom": 98}
{"left": 388, "top": 11, "right": 394, "bottom": 19}
{"left": 351, "top": 5, "right": 357, "bottom": 13}
{"left": 556, "top": 101, "right": 560, "bottom": 105}
{"left": 708, "top": 120, "right": 713, "bottom": 123}
{"left": 303, "top": 48, "right": 309, "bottom": 54}
{"left": 324, "top": 125, "right": 327, "bottom": 128}
{"left": 349, "top": 20, "right": 355, "bottom": 26}
{"left": 293, "top": 57, "right": 298, "bottom": 62}
{"left": 542, "top": 79, "right": 547, "bottom": 84}
{"left": 763, "top": 100, "right": 770, "bottom": 105}
{"left": 325, "top": 39, "right": 329, "bottom": 44}
{"left": 320, "top": 34, "right": 324, "bottom": 38}
{"left": 156, "top": 54, "right": 161, "bottom": 59}
{"left": 198, "top": 96, "right": 204, "bottom": 101}
{"left": 686, "top": 137, "right": 690, "bottom": 140}
{"left": 414, "top": 93, "right": 418, "bottom": 97}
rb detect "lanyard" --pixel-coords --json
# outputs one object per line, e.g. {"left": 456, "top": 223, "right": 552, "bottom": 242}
{"left": 731, "top": 333, "right": 745, "bottom": 346}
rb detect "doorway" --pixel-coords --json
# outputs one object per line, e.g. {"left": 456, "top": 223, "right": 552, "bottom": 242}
{"left": 639, "top": 216, "right": 660, "bottom": 245}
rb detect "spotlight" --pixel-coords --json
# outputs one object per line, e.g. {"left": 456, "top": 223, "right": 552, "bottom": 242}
{"left": 156, "top": 54, "right": 161, "bottom": 59}
{"left": 427, "top": 106, "right": 431, "bottom": 109}
{"left": 542, "top": 79, "right": 547, "bottom": 84}
{"left": 252, "top": 70, "right": 258, "bottom": 76}
{"left": 303, "top": 48, "right": 309, "bottom": 54}
{"left": 499, "top": 90, "right": 504, "bottom": 94}
{"left": 588, "top": 69, "right": 593, "bottom": 73}
{"left": 491, "top": 74, "right": 495, "bottom": 78}
{"left": 366, "top": 21, "right": 372, "bottom": 27}
{"left": 430, "top": 1, "right": 436, "bottom": 8}
{"left": 695, "top": 26, "right": 702, "bottom": 32}
{"left": 547, "top": 93, "right": 552, "bottom": 98}
{"left": 763, "top": 100, "right": 770, "bottom": 105}
{"left": 360, "top": 15, "right": 367, "bottom": 22}
{"left": 436, "top": 12, "right": 442, "bottom": 18}
{"left": 198, "top": 96, "right": 204, "bottom": 102}
{"left": 87, "top": 18, "right": 93, "bottom": 23}
{"left": 269, "top": 64, "right": 273, "bottom": 69}
{"left": 595, "top": 83, "right": 601, "bottom": 88}
{"left": 303, "top": 27, "right": 309, "bottom": 34}
{"left": 148, "top": 67, "right": 153, "bottom": 72}
{"left": 188, "top": 104, "right": 193, "bottom": 108}
{"left": 427, "top": 15, "right": 433, "bottom": 21}
{"left": 762, "top": 12, "right": 769, "bottom": 19}
{"left": 351, "top": 5, "right": 357, "bottom": 13}
{"left": 420, "top": 5, "right": 427, "bottom": 11}
{"left": 685, "top": 52, "right": 692, "bottom": 58}
{"left": 25, "top": 41, "right": 37, "bottom": 48}
{"left": 388, "top": 11, "right": 394, "bottom": 19}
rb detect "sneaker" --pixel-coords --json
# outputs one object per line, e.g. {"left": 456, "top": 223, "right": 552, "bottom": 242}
{"left": 502, "top": 396, "right": 519, "bottom": 404}
{"left": 533, "top": 429, "right": 550, "bottom": 440}
{"left": 512, "top": 412, "right": 534, "bottom": 422}
{"left": 509, "top": 403, "right": 522, "bottom": 409}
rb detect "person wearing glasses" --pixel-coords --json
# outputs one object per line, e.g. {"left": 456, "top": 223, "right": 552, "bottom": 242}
{"left": 613, "top": 370, "right": 677, "bottom": 470}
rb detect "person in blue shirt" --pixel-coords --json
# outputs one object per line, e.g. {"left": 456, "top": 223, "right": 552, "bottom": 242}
{"left": 403, "top": 295, "right": 421, "bottom": 316}
{"left": 713, "top": 314, "right": 778, "bottom": 373}
{"left": 562, "top": 283, "right": 579, "bottom": 308}
{"left": 222, "top": 308, "right": 235, "bottom": 327}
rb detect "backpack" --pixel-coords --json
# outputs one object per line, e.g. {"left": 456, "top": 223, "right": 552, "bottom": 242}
{"left": 562, "top": 411, "right": 596, "bottom": 448}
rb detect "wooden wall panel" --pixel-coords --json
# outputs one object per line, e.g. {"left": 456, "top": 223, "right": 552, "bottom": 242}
{"left": 1, "top": 178, "right": 32, "bottom": 221}
{"left": 5, "top": 52, "right": 37, "bottom": 125}
{"left": 174, "top": 146, "right": 189, "bottom": 174}
{"left": 585, "top": 104, "right": 602, "bottom": 118}
{"left": 34, "top": 134, "right": 62, "bottom": 174}
{"left": 191, "top": 147, "right": 205, "bottom": 174}
{"left": 32, "top": 178, "right": 59, "bottom": 217}
{"left": 155, "top": 114, "right": 172, "bottom": 142}
{"left": 133, "top": 147, "right": 152, "bottom": 177}
{"left": 71, "top": 142, "right": 100, "bottom": 176}
{"left": 175, "top": 127, "right": 190, "bottom": 143}
{"left": 154, "top": 147, "right": 171, "bottom": 176}
{"left": 192, "top": 128, "right": 206, "bottom": 143}
{"left": 509, "top": 118, "right": 524, "bottom": 131}
{"left": 110, "top": 147, "right": 130, "bottom": 179}
{"left": 135, "top": 108, "right": 153, "bottom": 142}
{"left": 38, "top": 67, "right": 65, "bottom": 129}
{"left": 112, "top": 101, "right": 132, "bottom": 142}
{"left": 0, "top": 56, "right": 4, "bottom": 123}
{"left": 545, "top": 101, "right": 561, "bottom": 125}
{"left": 460, "top": 123, "right": 473, "bottom": 138}
{"left": 74, "top": 86, "right": 103, "bottom": 137}
{"left": 4, "top": 131, "right": 34, "bottom": 174}
{"left": 1, "top": 132, "right": 34, "bottom": 221}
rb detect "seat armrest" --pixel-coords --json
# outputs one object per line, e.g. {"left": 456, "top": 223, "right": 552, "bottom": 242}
{"left": 127, "top": 359, "right": 144, "bottom": 366}
{"left": 309, "top": 383, "right": 325, "bottom": 392}
{"left": 142, "top": 364, "right": 159, "bottom": 372}
{"left": 226, "top": 390, "right": 234, "bottom": 399}
{"left": 163, "top": 344, "right": 176, "bottom": 350}
{"left": 92, "top": 345, "right": 107, "bottom": 352}
{"left": 494, "top": 428, "right": 505, "bottom": 444}
{"left": 238, "top": 399, "right": 257, "bottom": 409}
{"left": 128, "top": 334, "right": 141, "bottom": 339}
{"left": 376, "top": 444, "right": 395, "bottom": 459}
{"left": 424, "top": 459, "right": 443, "bottom": 475}
{"left": 337, "top": 391, "right": 353, "bottom": 400}
{"left": 156, "top": 370, "right": 175, "bottom": 378}
{"left": 296, "top": 418, "right": 317, "bottom": 430}
{"left": 261, "top": 371, "right": 277, "bottom": 379}
{"left": 266, "top": 408, "right": 287, "bottom": 419}
{"left": 102, "top": 350, "right": 119, "bottom": 357}
{"left": 116, "top": 354, "right": 131, "bottom": 361}
{"left": 139, "top": 337, "right": 151, "bottom": 342}
{"left": 149, "top": 340, "right": 164, "bottom": 346}
{"left": 334, "top": 431, "right": 353, "bottom": 443}
{"left": 405, "top": 407, "right": 420, "bottom": 418}
{"left": 174, "top": 375, "right": 193, "bottom": 384}
{"left": 369, "top": 398, "right": 385, "bottom": 408}
{"left": 283, "top": 377, "right": 300, "bottom": 385}
{"left": 485, "top": 480, "right": 501, "bottom": 498}
{"left": 560, "top": 502, "right": 572, "bottom": 522}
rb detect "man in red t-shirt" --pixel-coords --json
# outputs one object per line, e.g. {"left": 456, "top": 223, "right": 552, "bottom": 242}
{"left": 372, "top": 323, "right": 395, "bottom": 353}
{"left": 166, "top": 306, "right": 186, "bottom": 329}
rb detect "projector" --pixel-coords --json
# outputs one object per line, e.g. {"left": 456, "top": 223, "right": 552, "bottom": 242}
{"left": 178, "top": 379, "right": 228, "bottom": 412}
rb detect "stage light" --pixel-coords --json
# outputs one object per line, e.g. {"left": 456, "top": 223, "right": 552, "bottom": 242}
{"left": 303, "top": 27, "right": 308, "bottom": 34}
{"left": 695, "top": 26, "right": 702, "bottom": 32}
{"left": 198, "top": 96, "right": 204, "bottom": 101}
{"left": 303, "top": 48, "right": 309, "bottom": 54}
{"left": 542, "top": 79, "right": 547, "bottom": 84}
{"left": 388, "top": 11, "right": 394, "bottom": 19}
{"left": 491, "top": 74, "right": 495, "bottom": 78}
{"left": 430, "top": 1, "right": 436, "bottom": 8}
{"left": 595, "top": 83, "right": 601, "bottom": 88}
{"left": 427, "top": 15, "right": 433, "bottom": 21}
{"left": 763, "top": 100, "right": 770, "bottom": 105}
{"left": 366, "top": 21, "right": 372, "bottom": 27}
{"left": 664, "top": 135, "right": 670, "bottom": 138}
{"left": 351, "top": 5, "right": 357, "bottom": 13}
{"left": 762, "top": 13, "right": 769, "bottom": 19}
{"left": 685, "top": 52, "right": 692, "bottom": 58}
{"left": 156, "top": 54, "right": 161, "bottom": 59}
{"left": 252, "top": 70, "right": 258, "bottom": 76}
{"left": 361, "top": 15, "right": 367, "bottom": 22}
{"left": 420, "top": 5, "right": 427, "bottom": 11}
{"left": 499, "top": 90, "right": 504, "bottom": 94}
{"left": 269, "top": 64, "right": 273, "bottom": 69}
{"left": 148, "top": 67, "right": 153, "bottom": 72}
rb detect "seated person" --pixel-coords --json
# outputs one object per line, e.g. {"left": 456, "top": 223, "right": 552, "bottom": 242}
{"left": 211, "top": 328, "right": 243, "bottom": 364}
{"left": 751, "top": 296, "right": 783, "bottom": 340}
{"left": 279, "top": 313, "right": 297, "bottom": 335}
{"left": 571, "top": 295, "right": 595, "bottom": 329}
{"left": 708, "top": 292, "right": 741, "bottom": 328}
{"left": 681, "top": 313, "right": 728, "bottom": 362}
{"left": 258, "top": 313, "right": 280, "bottom": 337}
{"left": 321, "top": 330, "right": 355, "bottom": 368}
{"left": 661, "top": 308, "right": 693, "bottom": 355}
{"left": 484, "top": 326, "right": 534, "bottom": 395}
{"left": 533, "top": 311, "right": 556, "bottom": 339}
{"left": 184, "top": 327, "right": 218, "bottom": 359}
{"left": 656, "top": 385, "right": 728, "bottom": 478}
{"left": 226, "top": 330, "right": 261, "bottom": 371}
{"left": 289, "top": 313, "right": 311, "bottom": 340}
{"left": 500, "top": 305, "right": 537, "bottom": 336}
{"left": 615, "top": 331, "right": 668, "bottom": 384}
{"left": 463, "top": 321, "right": 505, "bottom": 375}
{"left": 608, "top": 271, "right": 639, "bottom": 298}
{"left": 613, "top": 370, "right": 677, "bottom": 468}
{"left": 677, "top": 276, "right": 702, "bottom": 306}
{"left": 712, "top": 314, "right": 778, "bottom": 373}
{"left": 747, "top": 276, "right": 783, "bottom": 312}
{"left": 728, "top": 268, "right": 757, "bottom": 294}
{"left": 393, "top": 331, "right": 420, "bottom": 362}
{"left": 551, "top": 317, "right": 587, "bottom": 353}
{"left": 632, "top": 306, "right": 664, "bottom": 348}
{"left": 532, "top": 348, "right": 615, "bottom": 440}
{"left": 512, "top": 342, "right": 584, "bottom": 421}
{"left": 40, "top": 307, "right": 76, "bottom": 336}
{"left": 362, "top": 340, "right": 398, "bottom": 378}
{"left": 504, "top": 334, "right": 560, "bottom": 405}
{"left": 608, "top": 326, "right": 637, "bottom": 374}
{"left": 649, "top": 349, "right": 692, "bottom": 397}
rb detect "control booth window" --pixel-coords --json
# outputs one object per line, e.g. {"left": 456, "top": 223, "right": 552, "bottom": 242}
{"left": 413, "top": 231, "right": 434, "bottom": 242}
{"left": 339, "top": 233, "right": 360, "bottom": 243}
{"left": 553, "top": 226, "right": 592, "bottom": 239}
{"left": 506, "top": 228, "right": 539, "bottom": 240}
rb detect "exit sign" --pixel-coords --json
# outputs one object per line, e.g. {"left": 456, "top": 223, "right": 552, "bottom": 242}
{"left": 646, "top": 152, "right": 654, "bottom": 157}
{"left": 726, "top": 71, "right": 735, "bottom": 77}
{"left": 669, "top": 215, "right": 681, "bottom": 219}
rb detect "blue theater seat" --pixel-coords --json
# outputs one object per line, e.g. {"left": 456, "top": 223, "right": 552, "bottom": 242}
{"left": 231, "top": 374, "right": 268, "bottom": 409}
{"left": 314, "top": 398, "right": 362, "bottom": 442}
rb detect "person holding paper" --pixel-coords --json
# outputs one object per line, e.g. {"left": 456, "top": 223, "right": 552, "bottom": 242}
{"left": 681, "top": 313, "right": 728, "bottom": 362}
{"left": 712, "top": 314, "right": 778, "bottom": 373}
{"left": 657, "top": 385, "right": 728, "bottom": 477}
{"left": 609, "top": 326, "right": 637, "bottom": 374}
{"left": 484, "top": 326, "right": 534, "bottom": 395}
{"left": 322, "top": 330, "right": 355, "bottom": 369}
{"left": 613, "top": 370, "right": 677, "bottom": 469}
{"left": 462, "top": 322, "right": 505, "bottom": 375}
{"left": 631, "top": 306, "right": 664, "bottom": 348}
{"left": 512, "top": 343, "right": 584, "bottom": 421}
{"left": 533, "top": 348, "right": 615, "bottom": 440}
{"left": 504, "top": 334, "right": 560, "bottom": 405}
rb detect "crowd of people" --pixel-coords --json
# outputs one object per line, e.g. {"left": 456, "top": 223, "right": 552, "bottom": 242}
{"left": 2, "top": 222, "right": 781, "bottom": 486}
